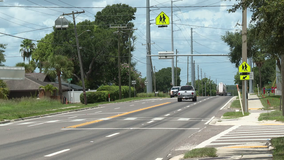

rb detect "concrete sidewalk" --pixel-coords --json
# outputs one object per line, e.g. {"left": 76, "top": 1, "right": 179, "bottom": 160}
{"left": 170, "top": 94, "right": 281, "bottom": 160}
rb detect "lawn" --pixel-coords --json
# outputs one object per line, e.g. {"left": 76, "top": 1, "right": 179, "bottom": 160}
{"left": 0, "top": 94, "right": 168, "bottom": 122}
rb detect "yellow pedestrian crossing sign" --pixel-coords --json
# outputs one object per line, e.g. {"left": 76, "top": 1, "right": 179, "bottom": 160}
{"left": 240, "top": 75, "right": 250, "bottom": 80}
{"left": 238, "top": 62, "right": 251, "bottom": 73}
{"left": 156, "top": 11, "right": 169, "bottom": 26}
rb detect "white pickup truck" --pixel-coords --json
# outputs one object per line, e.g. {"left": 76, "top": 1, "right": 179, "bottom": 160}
{"left": 177, "top": 85, "right": 197, "bottom": 102}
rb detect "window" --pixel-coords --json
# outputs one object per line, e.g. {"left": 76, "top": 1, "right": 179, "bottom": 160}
{"left": 180, "top": 86, "right": 193, "bottom": 90}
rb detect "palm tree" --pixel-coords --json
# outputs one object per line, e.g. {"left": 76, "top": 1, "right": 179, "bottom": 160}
{"left": 16, "top": 62, "right": 35, "bottom": 73}
{"left": 43, "top": 55, "right": 73, "bottom": 103}
{"left": 39, "top": 84, "right": 58, "bottom": 97}
{"left": 19, "top": 39, "right": 35, "bottom": 63}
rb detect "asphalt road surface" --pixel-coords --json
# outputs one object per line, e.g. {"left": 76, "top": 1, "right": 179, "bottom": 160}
{"left": 0, "top": 96, "right": 233, "bottom": 160}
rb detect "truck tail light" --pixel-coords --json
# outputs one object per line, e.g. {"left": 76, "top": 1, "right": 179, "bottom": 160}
{"left": 178, "top": 93, "right": 180, "bottom": 95}
{"left": 192, "top": 92, "right": 194, "bottom": 95}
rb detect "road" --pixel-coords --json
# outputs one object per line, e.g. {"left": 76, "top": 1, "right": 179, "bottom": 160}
{"left": 0, "top": 96, "right": 233, "bottom": 160}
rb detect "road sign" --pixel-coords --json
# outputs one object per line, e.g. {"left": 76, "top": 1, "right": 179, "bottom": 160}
{"left": 156, "top": 11, "right": 169, "bottom": 26}
{"left": 158, "top": 51, "right": 174, "bottom": 59}
{"left": 250, "top": 72, "right": 254, "bottom": 80}
{"left": 144, "top": 80, "right": 148, "bottom": 85}
{"left": 132, "top": 80, "right": 136, "bottom": 85}
{"left": 240, "top": 75, "right": 250, "bottom": 80}
{"left": 239, "top": 62, "right": 251, "bottom": 73}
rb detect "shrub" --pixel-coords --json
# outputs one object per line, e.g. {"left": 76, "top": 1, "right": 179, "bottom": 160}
{"left": 80, "top": 91, "right": 108, "bottom": 104}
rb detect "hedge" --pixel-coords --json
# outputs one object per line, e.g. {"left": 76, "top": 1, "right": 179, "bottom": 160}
{"left": 80, "top": 85, "right": 135, "bottom": 104}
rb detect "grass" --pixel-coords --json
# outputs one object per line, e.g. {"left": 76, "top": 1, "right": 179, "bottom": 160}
{"left": 184, "top": 148, "right": 217, "bottom": 159}
{"left": 271, "top": 137, "right": 284, "bottom": 159}
{"left": 258, "top": 110, "right": 284, "bottom": 122}
{"left": 230, "top": 100, "right": 241, "bottom": 109}
{"left": 258, "top": 94, "right": 281, "bottom": 110}
{"left": 222, "top": 111, "right": 250, "bottom": 119}
{"left": 0, "top": 95, "right": 169, "bottom": 122}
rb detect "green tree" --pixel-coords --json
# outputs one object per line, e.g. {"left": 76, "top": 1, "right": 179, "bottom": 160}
{"left": 16, "top": 62, "right": 36, "bottom": 73}
{"left": 155, "top": 67, "right": 181, "bottom": 92}
{"left": 0, "top": 44, "right": 6, "bottom": 66}
{"left": 19, "top": 39, "right": 35, "bottom": 63}
{"left": 39, "top": 84, "right": 58, "bottom": 96}
{"left": 195, "top": 78, "right": 216, "bottom": 96}
{"left": 43, "top": 55, "right": 73, "bottom": 103}
{"left": 32, "top": 33, "right": 54, "bottom": 73}
{"left": 0, "top": 80, "right": 9, "bottom": 99}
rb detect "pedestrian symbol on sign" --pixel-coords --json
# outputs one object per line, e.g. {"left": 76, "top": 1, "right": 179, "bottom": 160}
{"left": 156, "top": 11, "right": 170, "bottom": 26}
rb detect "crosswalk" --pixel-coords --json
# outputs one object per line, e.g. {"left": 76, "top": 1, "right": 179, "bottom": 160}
{"left": 197, "top": 125, "right": 284, "bottom": 148}
{"left": 0, "top": 117, "right": 211, "bottom": 127}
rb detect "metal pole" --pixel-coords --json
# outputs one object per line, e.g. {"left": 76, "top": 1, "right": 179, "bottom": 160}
{"left": 210, "top": 76, "right": 211, "bottom": 96}
{"left": 118, "top": 31, "right": 122, "bottom": 99}
{"left": 69, "top": 11, "right": 87, "bottom": 105}
{"left": 146, "top": 0, "right": 152, "bottom": 93}
{"left": 201, "top": 68, "right": 203, "bottom": 96}
{"left": 191, "top": 28, "right": 193, "bottom": 88}
{"left": 129, "top": 31, "right": 131, "bottom": 98}
{"left": 171, "top": 0, "right": 174, "bottom": 86}
{"left": 176, "top": 49, "right": 178, "bottom": 86}
{"left": 154, "top": 66, "right": 156, "bottom": 92}
{"left": 197, "top": 65, "right": 199, "bottom": 95}
{"left": 187, "top": 56, "right": 189, "bottom": 84}
{"left": 242, "top": 0, "right": 248, "bottom": 112}
{"left": 193, "top": 60, "right": 195, "bottom": 87}
{"left": 249, "top": 57, "right": 253, "bottom": 93}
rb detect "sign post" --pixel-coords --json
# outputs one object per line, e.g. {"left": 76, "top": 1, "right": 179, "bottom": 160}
{"left": 132, "top": 80, "right": 136, "bottom": 97}
{"left": 239, "top": 62, "right": 251, "bottom": 112}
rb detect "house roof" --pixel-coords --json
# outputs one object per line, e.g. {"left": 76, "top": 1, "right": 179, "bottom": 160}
{"left": 4, "top": 73, "right": 69, "bottom": 91}
{"left": 59, "top": 82, "right": 83, "bottom": 91}
{"left": 25, "top": 73, "right": 51, "bottom": 82}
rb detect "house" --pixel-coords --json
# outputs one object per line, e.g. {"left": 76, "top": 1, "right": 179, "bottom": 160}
{"left": 4, "top": 73, "right": 70, "bottom": 99}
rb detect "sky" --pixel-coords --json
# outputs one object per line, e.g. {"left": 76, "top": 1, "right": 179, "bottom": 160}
{"left": 0, "top": 0, "right": 252, "bottom": 86}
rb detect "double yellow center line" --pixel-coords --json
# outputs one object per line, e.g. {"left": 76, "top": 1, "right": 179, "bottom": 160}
{"left": 66, "top": 102, "right": 171, "bottom": 128}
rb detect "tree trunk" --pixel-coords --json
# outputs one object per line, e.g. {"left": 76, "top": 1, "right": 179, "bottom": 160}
{"left": 57, "top": 72, "right": 63, "bottom": 104}
{"left": 259, "top": 67, "right": 262, "bottom": 89}
{"left": 281, "top": 55, "right": 284, "bottom": 116}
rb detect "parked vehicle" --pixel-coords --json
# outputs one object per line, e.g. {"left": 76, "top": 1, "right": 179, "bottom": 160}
{"left": 216, "top": 82, "right": 227, "bottom": 96}
{"left": 170, "top": 86, "right": 180, "bottom": 98}
{"left": 177, "top": 85, "right": 197, "bottom": 102}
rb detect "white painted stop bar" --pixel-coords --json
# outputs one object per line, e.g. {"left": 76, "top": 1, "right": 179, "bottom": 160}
{"left": 147, "top": 54, "right": 229, "bottom": 56}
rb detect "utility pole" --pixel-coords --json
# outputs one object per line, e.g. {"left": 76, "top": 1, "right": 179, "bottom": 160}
{"left": 187, "top": 56, "right": 189, "bottom": 85}
{"left": 191, "top": 28, "right": 194, "bottom": 88}
{"left": 176, "top": 49, "right": 178, "bottom": 85}
{"left": 205, "top": 73, "right": 206, "bottom": 96}
{"left": 197, "top": 65, "right": 199, "bottom": 95}
{"left": 110, "top": 25, "right": 127, "bottom": 99}
{"left": 171, "top": 0, "right": 175, "bottom": 86}
{"left": 193, "top": 61, "right": 195, "bottom": 87}
{"left": 201, "top": 68, "right": 203, "bottom": 96}
{"left": 242, "top": 0, "right": 248, "bottom": 112}
{"left": 146, "top": 0, "right": 152, "bottom": 93}
{"left": 63, "top": 11, "right": 87, "bottom": 105}
{"left": 210, "top": 76, "right": 211, "bottom": 96}
{"left": 154, "top": 66, "right": 156, "bottom": 92}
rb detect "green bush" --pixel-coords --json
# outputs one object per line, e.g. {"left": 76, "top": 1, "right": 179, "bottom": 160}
{"left": 97, "top": 85, "right": 134, "bottom": 100}
{"left": 80, "top": 91, "right": 108, "bottom": 104}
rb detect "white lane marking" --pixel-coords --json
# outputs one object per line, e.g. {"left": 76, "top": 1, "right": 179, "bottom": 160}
{"left": 155, "top": 158, "right": 163, "bottom": 160}
{"left": 100, "top": 118, "right": 111, "bottom": 120}
{"left": 178, "top": 118, "right": 190, "bottom": 121}
{"left": 95, "top": 111, "right": 102, "bottom": 113}
{"left": 68, "top": 116, "right": 77, "bottom": 119}
{"left": 220, "top": 97, "right": 235, "bottom": 110}
{"left": 71, "top": 119, "right": 85, "bottom": 122}
{"left": 142, "top": 102, "right": 145, "bottom": 104}
{"left": 0, "top": 123, "right": 12, "bottom": 126}
{"left": 44, "top": 149, "right": 70, "bottom": 157}
{"left": 46, "top": 120, "right": 59, "bottom": 123}
{"left": 205, "top": 116, "right": 215, "bottom": 125}
{"left": 106, "top": 132, "right": 120, "bottom": 138}
{"left": 63, "top": 128, "right": 200, "bottom": 130}
{"left": 216, "top": 138, "right": 271, "bottom": 141}
{"left": 130, "top": 104, "right": 134, "bottom": 106}
{"left": 28, "top": 123, "right": 44, "bottom": 127}
{"left": 177, "top": 109, "right": 181, "bottom": 111}
{"left": 17, "top": 122, "right": 35, "bottom": 125}
{"left": 195, "top": 125, "right": 240, "bottom": 149}
{"left": 147, "top": 121, "right": 154, "bottom": 124}
{"left": 124, "top": 117, "right": 137, "bottom": 120}
{"left": 152, "top": 117, "right": 164, "bottom": 120}
{"left": 114, "top": 107, "right": 120, "bottom": 109}
{"left": 164, "top": 114, "right": 170, "bottom": 117}
{"left": 221, "top": 135, "right": 284, "bottom": 138}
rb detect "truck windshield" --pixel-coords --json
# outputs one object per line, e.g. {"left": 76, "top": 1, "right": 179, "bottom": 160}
{"left": 180, "top": 86, "right": 193, "bottom": 90}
